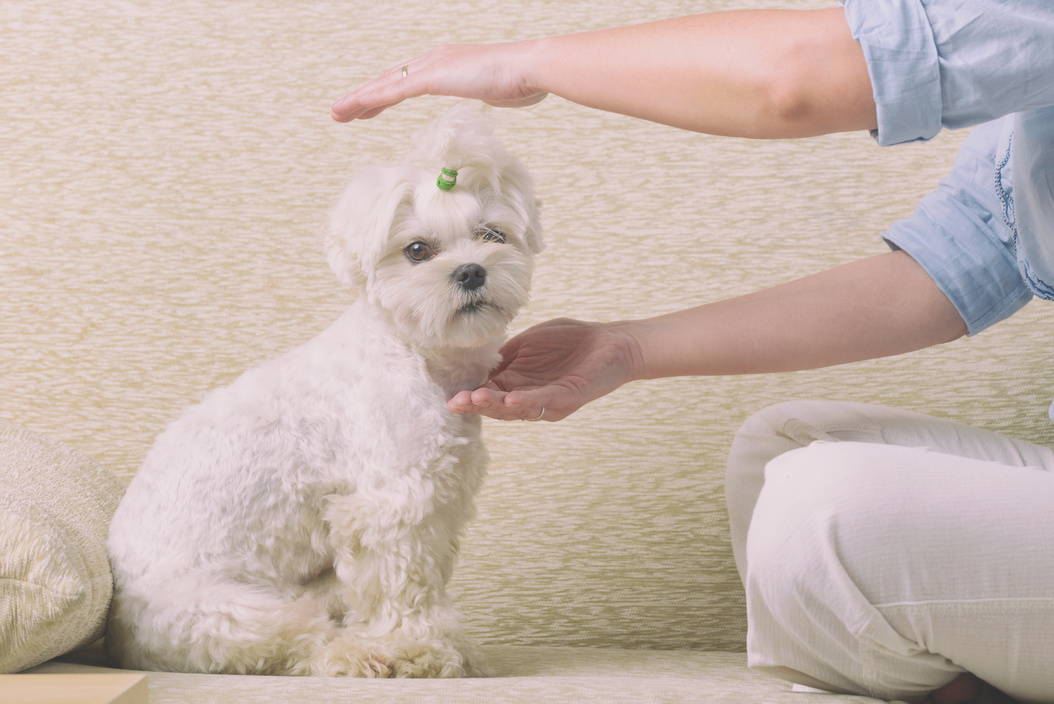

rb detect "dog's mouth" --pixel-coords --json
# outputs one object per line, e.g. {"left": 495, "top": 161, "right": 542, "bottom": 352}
{"left": 456, "top": 300, "right": 491, "bottom": 315}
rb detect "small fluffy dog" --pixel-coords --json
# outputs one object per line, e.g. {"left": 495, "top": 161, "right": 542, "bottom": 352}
{"left": 106, "top": 106, "right": 543, "bottom": 677}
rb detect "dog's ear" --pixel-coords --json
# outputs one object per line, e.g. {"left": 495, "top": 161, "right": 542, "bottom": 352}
{"left": 522, "top": 203, "right": 545, "bottom": 255}
{"left": 502, "top": 162, "right": 545, "bottom": 255}
{"left": 323, "top": 168, "right": 412, "bottom": 289}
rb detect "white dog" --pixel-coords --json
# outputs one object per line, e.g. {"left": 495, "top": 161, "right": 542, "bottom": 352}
{"left": 105, "top": 106, "right": 543, "bottom": 678}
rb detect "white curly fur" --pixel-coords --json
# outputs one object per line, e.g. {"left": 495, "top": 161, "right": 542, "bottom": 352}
{"left": 105, "top": 105, "right": 543, "bottom": 677}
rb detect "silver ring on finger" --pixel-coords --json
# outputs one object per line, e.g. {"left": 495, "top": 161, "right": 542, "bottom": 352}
{"left": 521, "top": 407, "right": 545, "bottom": 422}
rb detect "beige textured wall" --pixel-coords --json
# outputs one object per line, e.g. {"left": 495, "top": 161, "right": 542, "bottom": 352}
{"left": 3, "top": 0, "right": 1052, "bottom": 652}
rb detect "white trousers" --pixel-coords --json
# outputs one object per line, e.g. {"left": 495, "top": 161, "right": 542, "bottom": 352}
{"left": 725, "top": 401, "right": 1054, "bottom": 703}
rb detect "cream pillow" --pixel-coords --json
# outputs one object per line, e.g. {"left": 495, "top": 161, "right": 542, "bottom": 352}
{"left": 0, "top": 422, "right": 126, "bottom": 672}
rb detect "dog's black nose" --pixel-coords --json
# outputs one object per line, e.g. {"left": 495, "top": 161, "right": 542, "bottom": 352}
{"left": 453, "top": 263, "right": 487, "bottom": 291}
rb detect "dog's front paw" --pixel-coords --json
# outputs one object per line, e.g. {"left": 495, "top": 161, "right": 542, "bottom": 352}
{"left": 310, "top": 633, "right": 490, "bottom": 678}
{"left": 309, "top": 639, "right": 395, "bottom": 678}
{"left": 391, "top": 638, "right": 491, "bottom": 678}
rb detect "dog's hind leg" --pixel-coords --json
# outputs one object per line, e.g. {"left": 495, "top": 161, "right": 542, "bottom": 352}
{"left": 316, "top": 490, "right": 490, "bottom": 678}
{"left": 107, "top": 576, "right": 339, "bottom": 675}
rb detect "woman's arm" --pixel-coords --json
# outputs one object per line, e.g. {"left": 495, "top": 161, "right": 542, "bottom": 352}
{"left": 333, "top": 8, "right": 877, "bottom": 139}
{"left": 448, "top": 251, "right": 967, "bottom": 421}
{"left": 631, "top": 250, "right": 966, "bottom": 378}
{"left": 523, "top": 9, "right": 876, "bottom": 138}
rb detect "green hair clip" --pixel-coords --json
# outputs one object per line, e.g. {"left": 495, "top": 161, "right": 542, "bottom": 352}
{"left": 436, "top": 167, "right": 458, "bottom": 191}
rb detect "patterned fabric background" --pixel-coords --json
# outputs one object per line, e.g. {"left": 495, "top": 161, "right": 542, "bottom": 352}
{"left": 3, "top": 0, "right": 1052, "bottom": 655}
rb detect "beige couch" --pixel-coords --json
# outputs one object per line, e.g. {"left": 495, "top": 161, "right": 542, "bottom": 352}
{"left": 0, "top": 420, "right": 872, "bottom": 704}
{"left": 4, "top": 0, "right": 1054, "bottom": 701}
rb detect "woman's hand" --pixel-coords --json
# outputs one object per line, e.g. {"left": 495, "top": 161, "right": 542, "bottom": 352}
{"left": 331, "top": 42, "right": 548, "bottom": 123}
{"left": 447, "top": 318, "right": 645, "bottom": 422}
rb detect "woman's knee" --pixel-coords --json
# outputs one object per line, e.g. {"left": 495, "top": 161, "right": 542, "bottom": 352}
{"left": 726, "top": 399, "right": 878, "bottom": 501}
{"left": 746, "top": 441, "right": 902, "bottom": 574}
{"left": 742, "top": 442, "right": 912, "bottom": 696}
{"left": 726, "top": 401, "right": 859, "bottom": 579}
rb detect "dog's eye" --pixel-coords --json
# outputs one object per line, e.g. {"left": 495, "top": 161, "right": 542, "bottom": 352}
{"left": 476, "top": 227, "right": 506, "bottom": 244}
{"left": 404, "top": 242, "right": 436, "bottom": 263}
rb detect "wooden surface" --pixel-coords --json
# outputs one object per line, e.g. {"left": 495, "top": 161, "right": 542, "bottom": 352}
{"left": 0, "top": 674, "right": 147, "bottom": 704}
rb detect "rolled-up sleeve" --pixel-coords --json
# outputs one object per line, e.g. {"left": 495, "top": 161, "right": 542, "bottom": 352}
{"left": 882, "top": 119, "right": 1032, "bottom": 334}
{"left": 842, "top": 0, "right": 1054, "bottom": 146}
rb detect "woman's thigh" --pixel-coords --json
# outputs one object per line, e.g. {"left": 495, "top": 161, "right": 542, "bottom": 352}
{"left": 726, "top": 400, "right": 1054, "bottom": 580}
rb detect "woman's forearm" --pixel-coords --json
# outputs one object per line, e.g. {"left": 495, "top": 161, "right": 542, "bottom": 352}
{"left": 522, "top": 8, "right": 877, "bottom": 138}
{"left": 622, "top": 251, "right": 967, "bottom": 380}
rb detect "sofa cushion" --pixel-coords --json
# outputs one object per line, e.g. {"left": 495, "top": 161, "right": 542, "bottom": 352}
{"left": 0, "top": 422, "right": 126, "bottom": 673}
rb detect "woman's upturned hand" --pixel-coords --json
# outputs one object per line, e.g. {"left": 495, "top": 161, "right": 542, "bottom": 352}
{"left": 448, "top": 318, "right": 645, "bottom": 422}
{"left": 332, "top": 42, "right": 548, "bottom": 122}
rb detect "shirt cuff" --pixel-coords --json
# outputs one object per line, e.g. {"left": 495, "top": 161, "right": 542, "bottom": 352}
{"left": 884, "top": 217, "right": 1031, "bottom": 336}
{"left": 842, "top": 0, "right": 943, "bottom": 146}
{"left": 881, "top": 121, "right": 1033, "bottom": 334}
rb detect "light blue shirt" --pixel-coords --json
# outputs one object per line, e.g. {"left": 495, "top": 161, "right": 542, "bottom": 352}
{"left": 841, "top": 0, "right": 1054, "bottom": 420}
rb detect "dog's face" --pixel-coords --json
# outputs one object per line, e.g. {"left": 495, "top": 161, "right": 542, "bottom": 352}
{"left": 324, "top": 107, "right": 544, "bottom": 350}
{"left": 366, "top": 170, "right": 539, "bottom": 349}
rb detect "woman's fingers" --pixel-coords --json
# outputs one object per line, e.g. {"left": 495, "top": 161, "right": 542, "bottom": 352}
{"left": 332, "top": 43, "right": 547, "bottom": 122}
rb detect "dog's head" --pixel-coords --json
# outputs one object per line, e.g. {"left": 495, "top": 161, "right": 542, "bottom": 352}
{"left": 324, "top": 105, "right": 544, "bottom": 350}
